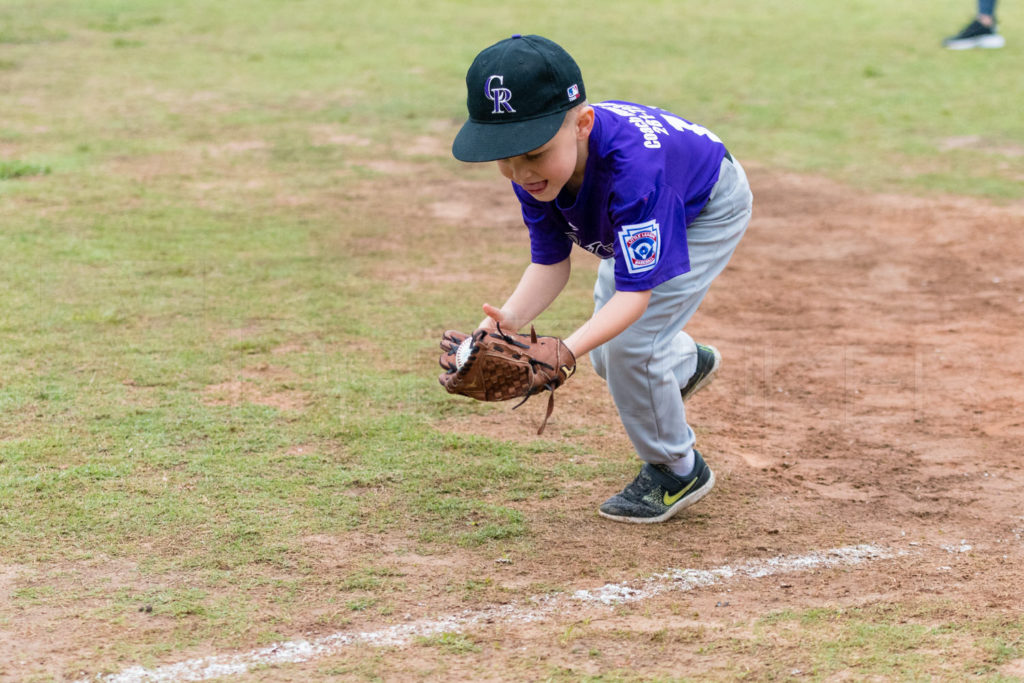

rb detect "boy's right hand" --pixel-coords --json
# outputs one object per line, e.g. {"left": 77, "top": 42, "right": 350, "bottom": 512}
{"left": 479, "top": 303, "right": 508, "bottom": 332}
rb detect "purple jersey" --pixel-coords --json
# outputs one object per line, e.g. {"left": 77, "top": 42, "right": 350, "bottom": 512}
{"left": 513, "top": 101, "right": 729, "bottom": 291}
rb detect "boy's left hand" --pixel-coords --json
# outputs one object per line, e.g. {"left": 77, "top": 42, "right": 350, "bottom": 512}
{"left": 437, "top": 326, "right": 576, "bottom": 434}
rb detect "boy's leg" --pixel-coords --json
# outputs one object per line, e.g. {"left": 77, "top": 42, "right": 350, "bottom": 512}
{"left": 591, "top": 260, "right": 702, "bottom": 468}
{"left": 590, "top": 157, "right": 753, "bottom": 521}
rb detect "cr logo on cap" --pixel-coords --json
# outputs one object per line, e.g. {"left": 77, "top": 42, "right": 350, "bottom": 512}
{"left": 485, "top": 75, "right": 515, "bottom": 114}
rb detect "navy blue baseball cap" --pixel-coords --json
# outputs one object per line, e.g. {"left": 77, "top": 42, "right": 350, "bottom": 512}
{"left": 452, "top": 34, "right": 586, "bottom": 162}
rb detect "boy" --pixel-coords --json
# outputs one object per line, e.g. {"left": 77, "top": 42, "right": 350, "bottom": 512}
{"left": 451, "top": 35, "right": 753, "bottom": 524}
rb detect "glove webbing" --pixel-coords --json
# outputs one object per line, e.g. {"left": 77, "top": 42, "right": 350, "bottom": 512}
{"left": 494, "top": 324, "right": 563, "bottom": 436}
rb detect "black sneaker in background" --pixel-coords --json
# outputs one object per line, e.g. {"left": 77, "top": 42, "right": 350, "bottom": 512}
{"left": 943, "top": 19, "right": 1005, "bottom": 49}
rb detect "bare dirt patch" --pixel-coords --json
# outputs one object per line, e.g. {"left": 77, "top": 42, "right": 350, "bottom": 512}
{"left": 307, "top": 125, "right": 372, "bottom": 148}
{"left": 202, "top": 363, "right": 310, "bottom": 411}
{"left": 940, "top": 135, "right": 1024, "bottom": 158}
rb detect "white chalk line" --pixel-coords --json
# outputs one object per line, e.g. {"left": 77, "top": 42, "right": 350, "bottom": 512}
{"left": 80, "top": 543, "right": 899, "bottom": 683}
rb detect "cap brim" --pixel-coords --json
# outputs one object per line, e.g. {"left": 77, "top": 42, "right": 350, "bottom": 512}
{"left": 452, "top": 111, "right": 565, "bottom": 162}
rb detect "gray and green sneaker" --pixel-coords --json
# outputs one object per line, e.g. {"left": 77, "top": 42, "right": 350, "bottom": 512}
{"left": 599, "top": 450, "right": 716, "bottom": 524}
{"left": 680, "top": 344, "right": 721, "bottom": 402}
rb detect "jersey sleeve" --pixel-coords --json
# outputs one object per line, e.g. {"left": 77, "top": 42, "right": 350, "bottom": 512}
{"left": 610, "top": 185, "right": 691, "bottom": 292}
{"left": 514, "top": 184, "right": 574, "bottom": 265}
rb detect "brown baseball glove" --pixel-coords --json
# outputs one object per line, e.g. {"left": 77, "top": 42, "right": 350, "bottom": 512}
{"left": 438, "top": 325, "right": 576, "bottom": 434}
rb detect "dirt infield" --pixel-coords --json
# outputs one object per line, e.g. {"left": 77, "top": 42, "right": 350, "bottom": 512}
{"left": 419, "top": 165, "right": 1024, "bottom": 679}
{"left": 6, "top": 164, "right": 1024, "bottom": 681}
{"left": 367, "top": 163, "right": 1024, "bottom": 680}
{"left": 438, "top": 161, "right": 1024, "bottom": 582}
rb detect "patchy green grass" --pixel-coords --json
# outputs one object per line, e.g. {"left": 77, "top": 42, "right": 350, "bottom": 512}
{"left": 0, "top": 160, "right": 49, "bottom": 180}
{"left": 740, "top": 603, "right": 1024, "bottom": 680}
{"left": 415, "top": 631, "right": 482, "bottom": 655}
{"left": 489, "top": 601, "right": 1024, "bottom": 682}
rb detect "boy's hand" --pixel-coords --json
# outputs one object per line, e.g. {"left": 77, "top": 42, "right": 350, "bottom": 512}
{"left": 479, "top": 303, "right": 507, "bottom": 332}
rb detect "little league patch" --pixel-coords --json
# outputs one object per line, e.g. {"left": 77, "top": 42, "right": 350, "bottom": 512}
{"left": 617, "top": 219, "right": 661, "bottom": 274}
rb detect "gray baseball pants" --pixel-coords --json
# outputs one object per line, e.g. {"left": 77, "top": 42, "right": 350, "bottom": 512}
{"left": 589, "top": 155, "right": 753, "bottom": 471}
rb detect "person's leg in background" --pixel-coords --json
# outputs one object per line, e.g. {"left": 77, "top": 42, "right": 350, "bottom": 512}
{"left": 943, "top": 0, "right": 1005, "bottom": 49}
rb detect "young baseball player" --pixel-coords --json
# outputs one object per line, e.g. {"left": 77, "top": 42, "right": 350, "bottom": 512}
{"left": 451, "top": 34, "right": 753, "bottom": 523}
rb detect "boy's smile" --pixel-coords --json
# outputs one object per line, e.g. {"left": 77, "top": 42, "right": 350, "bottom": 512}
{"left": 496, "top": 105, "right": 594, "bottom": 203}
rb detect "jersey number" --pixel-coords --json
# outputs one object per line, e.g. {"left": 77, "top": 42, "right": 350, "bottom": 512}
{"left": 660, "top": 114, "right": 722, "bottom": 144}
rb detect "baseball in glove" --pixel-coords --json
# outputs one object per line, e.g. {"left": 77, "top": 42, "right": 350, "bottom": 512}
{"left": 438, "top": 325, "right": 576, "bottom": 434}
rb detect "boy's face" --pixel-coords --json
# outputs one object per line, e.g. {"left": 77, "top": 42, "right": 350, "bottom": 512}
{"left": 495, "top": 106, "right": 594, "bottom": 202}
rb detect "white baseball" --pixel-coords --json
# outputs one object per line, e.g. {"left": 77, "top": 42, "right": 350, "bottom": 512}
{"left": 456, "top": 337, "right": 474, "bottom": 369}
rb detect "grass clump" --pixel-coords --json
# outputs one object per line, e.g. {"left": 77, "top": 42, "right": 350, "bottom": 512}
{"left": 0, "top": 161, "right": 50, "bottom": 180}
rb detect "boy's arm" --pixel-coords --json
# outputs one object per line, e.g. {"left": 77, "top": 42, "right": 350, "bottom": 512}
{"left": 479, "top": 258, "right": 572, "bottom": 332}
{"left": 563, "top": 289, "right": 651, "bottom": 358}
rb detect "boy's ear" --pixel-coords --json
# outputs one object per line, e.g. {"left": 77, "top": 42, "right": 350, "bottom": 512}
{"left": 575, "top": 106, "right": 595, "bottom": 139}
